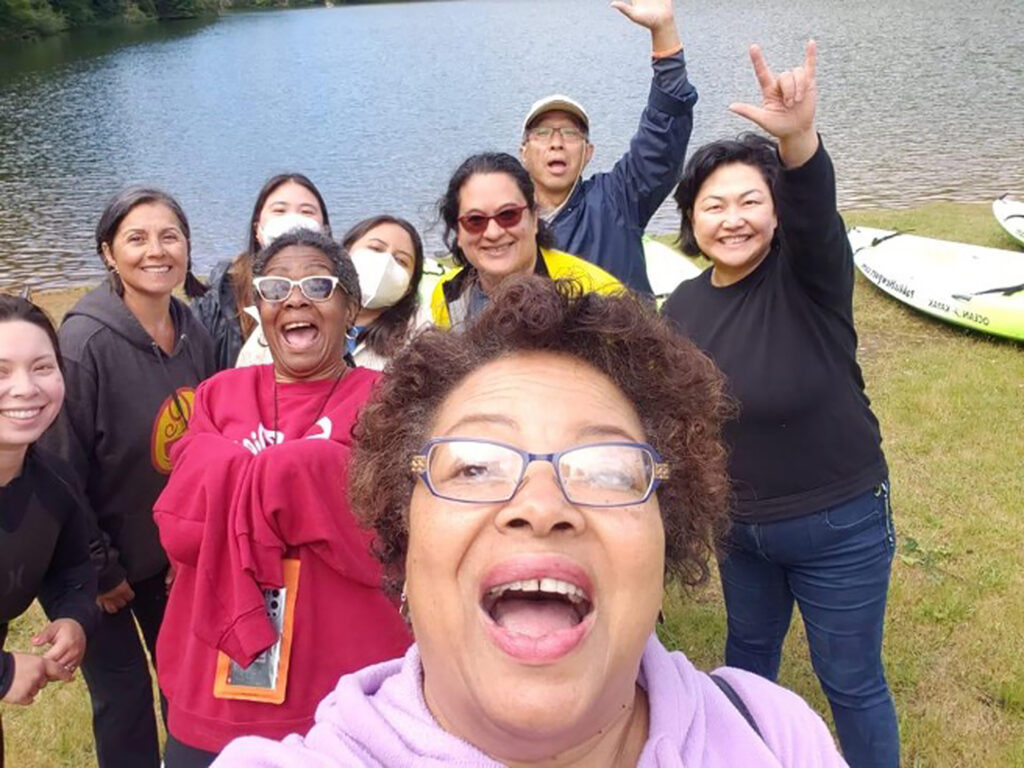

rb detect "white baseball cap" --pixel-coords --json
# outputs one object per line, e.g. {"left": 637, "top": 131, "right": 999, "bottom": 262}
{"left": 521, "top": 94, "right": 590, "bottom": 136}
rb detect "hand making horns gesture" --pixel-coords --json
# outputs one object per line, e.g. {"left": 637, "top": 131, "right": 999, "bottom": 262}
{"left": 729, "top": 40, "right": 820, "bottom": 168}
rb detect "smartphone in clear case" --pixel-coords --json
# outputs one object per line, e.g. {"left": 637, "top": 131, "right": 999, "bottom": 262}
{"left": 213, "top": 558, "right": 300, "bottom": 704}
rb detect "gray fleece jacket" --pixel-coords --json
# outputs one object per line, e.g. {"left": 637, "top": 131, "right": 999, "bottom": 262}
{"left": 39, "top": 282, "right": 215, "bottom": 591}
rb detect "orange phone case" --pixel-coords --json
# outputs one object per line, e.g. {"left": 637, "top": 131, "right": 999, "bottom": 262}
{"left": 213, "top": 558, "right": 300, "bottom": 704}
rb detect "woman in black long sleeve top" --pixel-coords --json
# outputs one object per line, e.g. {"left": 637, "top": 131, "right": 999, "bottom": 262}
{"left": 0, "top": 295, "right": 97, "bottom": 764}
{"left": 662, "top": 43, "right": 898, "bottom": 768}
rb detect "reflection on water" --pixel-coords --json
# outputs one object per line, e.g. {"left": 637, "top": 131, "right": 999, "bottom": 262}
{"left": 0, "top": 18, "right": 213, "bottom": 79}
{"left": 1, "top": 0, "right": 1022, "bottom": 287}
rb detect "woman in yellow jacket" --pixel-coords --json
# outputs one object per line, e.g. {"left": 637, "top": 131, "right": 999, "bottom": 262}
{"left": 432, "top": 152, "right": 621, "bottom": 329}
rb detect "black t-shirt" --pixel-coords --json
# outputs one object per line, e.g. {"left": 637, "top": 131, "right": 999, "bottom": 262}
{"left": 662, "top": 142, "right": 886, "bottom": 523}
{"left": 0, "top": 447, "right": 98, "bottom": 696}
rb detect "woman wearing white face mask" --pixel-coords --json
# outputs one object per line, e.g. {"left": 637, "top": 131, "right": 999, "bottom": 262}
{"left": 192, "top": 174, "right": 330, "bottom": 370}
{"left": 341, "top": 215, "right": 425, "bottom": 371}
{"left": 231, "top": 212, "right": 326, "bottom": 369}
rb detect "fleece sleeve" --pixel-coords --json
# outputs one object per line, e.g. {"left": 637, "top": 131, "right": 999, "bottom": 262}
{"left": 26, "top": 453, "right": 98, "bottom": 636}
{"left": 213, "top": 734, "right": 354, "bottom": 768}
{"left": 238, "top": 439, "right": 382, "bottom": 591}
{"left": 37, "top": 350, "right": 126, "bottom": 592}
{"left": 161, "top": 430, "right": 264, "bottom": 665}
{"left": 210, "top": 438, "right": 385, "bottom": 668}
{"left": 712, "top": 667, "right": 849, "bottom": 767}
{"left": 154, "top": 378, "right": 264, "bottom": 665}
{"left": 181, "top": 446, "right": 274, "bottom": 668}
{"left": 0, "top": 650, "right": 13, "bottom": 699}
{"left": 776, "top": 139, "right": 855, "bottom": 312}
{"left": 37, "top": 503, "right": 99, "bottom": 637}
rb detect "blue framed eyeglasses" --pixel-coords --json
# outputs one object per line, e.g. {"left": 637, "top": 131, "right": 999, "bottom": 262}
{"left": 410, "top": 437, "right": 669, "bottom": 507}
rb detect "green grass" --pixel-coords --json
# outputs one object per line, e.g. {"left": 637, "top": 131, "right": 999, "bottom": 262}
{"left": 5, "top": 201, "right": 1023, "bottom": 765}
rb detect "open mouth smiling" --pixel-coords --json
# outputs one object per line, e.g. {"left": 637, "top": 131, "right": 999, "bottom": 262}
{"left": 479, "top": 568, "right": 596, "bottom": 663}
{"left": 281, "top": 320, "right": 321, "bottom": 350}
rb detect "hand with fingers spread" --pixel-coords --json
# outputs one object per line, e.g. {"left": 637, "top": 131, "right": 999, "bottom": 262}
{"left": 2, "top": 652, "right": 73, "bottom": 706}
{"left": 34, "top": 618, "right": 87, "bottom": 671}
{"left": 610, "top": 0, "right": 681, "bottom": 52}
{"left": 730, "top": 40, "right": 820, "bottom": 167}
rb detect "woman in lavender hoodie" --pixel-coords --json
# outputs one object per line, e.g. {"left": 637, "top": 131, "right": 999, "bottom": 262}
{"left": 212, "top": 271, "right": 847, "bottom": 768}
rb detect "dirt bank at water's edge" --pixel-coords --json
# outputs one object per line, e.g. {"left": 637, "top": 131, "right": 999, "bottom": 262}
{"left": 22, "top": 285, "right": 92, "bottom": 323}
{"left": 16, "top": 282, "right": 194, "bottom": 323}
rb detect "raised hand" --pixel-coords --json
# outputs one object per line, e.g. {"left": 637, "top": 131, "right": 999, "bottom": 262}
{"left": 610, "top": 0, "right": 680, "bottom": 52}
{"left": 610, "top": 0, "right": 673, "bottom": 29}
{"left": 729, "top": 40, "right": 820, "bottom": 166}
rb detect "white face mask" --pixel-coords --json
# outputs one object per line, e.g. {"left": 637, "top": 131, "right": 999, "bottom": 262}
{"left": 349, "top": 247, "right": 412, "bottom": 310}
{"left": 257, "top": 212, "right": 323, "bottom": 246}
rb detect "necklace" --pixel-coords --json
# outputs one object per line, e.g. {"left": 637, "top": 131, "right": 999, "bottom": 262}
{"left": 271, "top": 367, "right": 348, "bottom": 443}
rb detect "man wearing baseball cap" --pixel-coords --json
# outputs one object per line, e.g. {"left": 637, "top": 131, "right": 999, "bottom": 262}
{"left": 519, "top": 0, "right": 696, "bottom": 295}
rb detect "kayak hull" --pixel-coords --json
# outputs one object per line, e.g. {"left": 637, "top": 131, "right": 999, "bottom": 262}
{"left": 993, "top": 196, "right": 1024, "bottom": 247}
{"left": 849, "top": 227, "right": 1024, "bottom": 342}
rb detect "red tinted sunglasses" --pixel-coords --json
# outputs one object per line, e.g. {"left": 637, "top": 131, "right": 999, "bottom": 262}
{"left": 457, "top": 205, "right": 529, "bottom": 235}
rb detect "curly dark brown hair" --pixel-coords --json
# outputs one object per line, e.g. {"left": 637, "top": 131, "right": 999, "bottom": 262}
{"left": 350, "top": 275, "right": 733, "bottom": 596}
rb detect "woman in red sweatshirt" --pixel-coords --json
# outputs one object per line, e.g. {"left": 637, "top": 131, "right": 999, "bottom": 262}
{"left": 154, "top": 230, "right": 411, "bottom": 767}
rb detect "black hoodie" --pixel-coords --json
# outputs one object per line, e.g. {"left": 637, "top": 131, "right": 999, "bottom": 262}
{"left": 0, "top": 447, "right": 99, "bottom": 698}
{"left": 39, "top": 282, "right": 216, "bottom": 592}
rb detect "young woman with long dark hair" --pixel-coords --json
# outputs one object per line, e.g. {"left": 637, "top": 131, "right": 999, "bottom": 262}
{"left": 0, "top": 295, "right": 96, "bottom": 766}
{"left": 341, "top": 214, "right": 425, "bottom": 369}
{"left": 192, "top": 174, "right": 330, "bottom": 370}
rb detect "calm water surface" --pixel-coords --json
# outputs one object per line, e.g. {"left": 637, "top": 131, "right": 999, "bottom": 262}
{"left": 1, "top": 0, "right": 1022, "bottom": 287}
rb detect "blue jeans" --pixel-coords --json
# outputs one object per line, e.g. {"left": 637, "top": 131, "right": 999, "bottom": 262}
{"left": 719, "top": 482, "right": 900, "bottom": 768}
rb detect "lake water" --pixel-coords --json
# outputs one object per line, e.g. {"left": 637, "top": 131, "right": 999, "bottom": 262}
{"left": 1, "top": 0, "right": 1022, "bottom": 287}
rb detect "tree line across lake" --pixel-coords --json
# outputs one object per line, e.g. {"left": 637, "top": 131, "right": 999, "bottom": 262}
{"left": 0, "top": 0, "right": 407, "bottom": 42}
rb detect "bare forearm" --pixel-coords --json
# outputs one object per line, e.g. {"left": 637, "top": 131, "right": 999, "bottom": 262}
{"left": 651, "top": 19, "right": 680, "bottom": 53}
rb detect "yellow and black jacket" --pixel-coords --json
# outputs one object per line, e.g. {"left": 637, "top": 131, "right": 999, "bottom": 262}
{"left": 429, "top": 248, "right": 622, "bottom": 329}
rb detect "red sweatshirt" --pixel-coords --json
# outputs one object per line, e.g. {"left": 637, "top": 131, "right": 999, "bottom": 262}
{"left": 154, "top": 365, "right": 411, "bottom": 753}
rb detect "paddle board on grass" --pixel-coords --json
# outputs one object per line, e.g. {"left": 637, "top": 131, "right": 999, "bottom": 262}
{"left": 643, "top": 236, "right": 702, "bottom": 298}
{"left": 993, "top": 195, "right": 1024, "bottom": 247}
{"left": 848, "top": 227, "right": 1024, "bottom": 342}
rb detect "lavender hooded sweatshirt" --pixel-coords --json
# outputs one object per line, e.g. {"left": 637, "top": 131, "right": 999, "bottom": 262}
{"left": 213, "top": 636, "right": 847, "bottom": 767}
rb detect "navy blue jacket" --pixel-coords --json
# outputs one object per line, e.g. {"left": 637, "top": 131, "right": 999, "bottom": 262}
{"left": 549, "top": 50, "right": 697, "bottom": 295}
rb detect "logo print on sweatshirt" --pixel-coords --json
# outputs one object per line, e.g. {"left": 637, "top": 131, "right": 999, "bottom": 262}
{"left": 241, "top": 416, "right": 333, "bottom": 456}
{"left": 151, "top": 387, "right": 196, "bottom": 474}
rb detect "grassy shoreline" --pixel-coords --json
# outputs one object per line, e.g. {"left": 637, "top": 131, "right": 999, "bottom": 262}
{"left": 5, "top": 201, "right": 1023, "bottom": 766}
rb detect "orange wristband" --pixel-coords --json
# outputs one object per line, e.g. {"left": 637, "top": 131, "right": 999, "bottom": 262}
{"left": 652, "top": 43, "right": 684, "bottom": 60}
